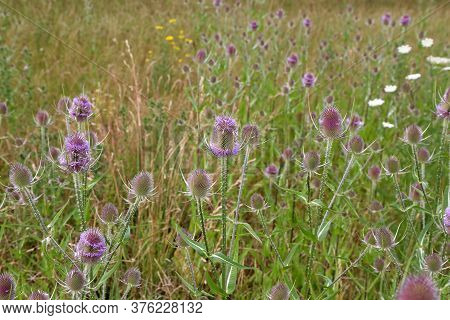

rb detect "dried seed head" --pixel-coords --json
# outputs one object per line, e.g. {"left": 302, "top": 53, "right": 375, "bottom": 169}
{"left": 69, "top": 95, "right": 93, "bottom": 122}
{"left": 209, "top": 115, "right": 239, "bottom": 157}
{"left": 100, "top": 203, "right": 119, "bottom": 225}
{"left": 123, "top": 267, "right": 141, "bottom": 287}
{"left": 424, "top": 253, "right": 442, "bottom": 273}
{"left": 187, "top": 169, "right": 212, "bottom": 199}
{"left": 28, "top": 290, "right": 50, "bottom": 300}
{"left": 269, "top": 283, "right": 290, "bottom": 300}
{"left": 130, "top": 172, "right": 154, "bottom": 199}
{"left": 250, "top": 193, "right": 265, "bottom": 211}
{"left": 9, "top": 163, "right": 33, "bottom": 188}
{"left": 348, "top": 135, "right": 364, "bottom": 153}
{"left": 385, "top": 156, "right": 400, "bottom": 174}
{"left": 65, "top": 269, "right": 86, "bottom": 293}
{"left": 367, "top": 165, "right": 381, "bottom": 181}
{"left": 417, "top": 147, "right": 430, "bottom": 163}
{"left": 375, "top": 227, "right": 395, "bottom": 249}
{"left": 0, "top": 101, "right": 7, "bottom": 115}
{"left": 373, "top": 258, "right": 385, "bottom": 273}
{"left": 0, "top": 273, "right": 15, "bottom": 300}
{"left": 241, "top": 124, "right": 260, "bottom": 146}
{"left": 76, "top": 228, "right": 107, "bottom": 264}
{"left": 363, "top": 229, "right": 377, "bottom": 247}
{"left": 319, "top": 106, "right": 343, "bottom": 139}
{"left": 35, "top": 110, "right": 50, "bottom": 127}
{"left": 396, "top": 274, "right": 439, "bottom": 300}
{"left": 404, "top": 124, "right": 423, "bottom": 145}
{"left": 303, "top": 151, "right": 320, "bottom": 172}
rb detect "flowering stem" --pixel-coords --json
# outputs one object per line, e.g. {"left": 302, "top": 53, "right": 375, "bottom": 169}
{"left": 412, "top": 145, "right": 430, "bottom": 209}
{"left": 121, "top": 284, "right": 131, "bottom": 300}
{"left": 220, "top": 157, "right": 229, "bottom": 288}
{"left": 318, "top": 139, "right": 333, "bottom": 207}
{"left": 73, "top": 173, "right": 86, "bottom": 231}
{"left": 40, "top": 126, "right": 46, "bottom": 159}
{"left": 228, "top": 146, "right": 250, "bottom": 257}
{"left": 435, "top": 118, "right": 448, "bottom": 207}
{"left": 101, "top": 226, "right": 112, "bottom": 300}
{"left": 327, "top": 246, "right": 368, "bottom": 288}
{"left": 256, "top": 209, "right": 285, "bottom": 267}
{"left": 304, "top": 172, "right": 314, "bottom": 298}
{"left": 22, "top": 188, "right": 80, "bottom": 271}
{"left": 196, "top": 198, "right": 210, "bottom": 256}
{"left": 393, "top": 174, "right": 405, "bottom": 210}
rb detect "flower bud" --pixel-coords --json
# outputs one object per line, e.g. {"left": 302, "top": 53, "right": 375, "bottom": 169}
{"left": 130, "top": 172, "right": 154, "bottom": 199}
{"left": 303, "top": 151, "right": 320, "bottom": 172}
{"left": 250, "top": 193, "right": 265, "bottom": 211}
{"left": 65, "top": 269, "right": 85, "bottom": 293}
{"left": 404, "top": 124, "right": 422, "bottom": 145}
{"left": 187, "top": 169, "right": 212, "bottom": 199}
{"left": 385, "top": 156, "right": 400, "bottom": 174}
{"left": 28, "top": 290, "right": 50, "bottom": 300}
{"left": 35, "top": 110, "right": 50, "bottom": 127}
{"left": 9, "top": 163, "right": 33, "bottom": 188}
{"left": 100, "top": 203, "right": 119, "bottom": 225}
{"left": 319, "top": 106, "right": 343, "bottom": 139}
{"left": 123, "top": 267, "right": 141, "bottom": 287}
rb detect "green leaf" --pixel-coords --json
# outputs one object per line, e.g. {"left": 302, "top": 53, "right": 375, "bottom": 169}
{"left": 236, "top": 221, "right": 262, "bottom": 243}
{"left": 175, "top": 224, "right": 207, "bottom": 258}
{"left": 205, "top": 271, "right": 226, "bottom": 297}
{"left": 94, "top": 261, "right": 120, "bottom": 290}
{"left": 86, "top": 174, "right": 105, "bottom": 191}
{"left": 225, "top": 242, "right": 239, "bottom": 294}
{"left": 298, "top": 223, "right": 316, "bottom": 242}
{"left": 284, "top": 243, "right": 299, "bottom": 267}
{"left": 175, "top": 271, "right": 198, "bottom": 297}
{"left": 317, "top": 218, "right": 334, "bottom": 241}
{"left": 210, "top": 252, "right": 250, "bottom": 269}
{"left": 47, "top": 200, "right": 69, "bottom": 229}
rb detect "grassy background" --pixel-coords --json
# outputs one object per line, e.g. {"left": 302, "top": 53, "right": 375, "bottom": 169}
{"left": 0, "top": 0, "right": 449, "bottom": 299}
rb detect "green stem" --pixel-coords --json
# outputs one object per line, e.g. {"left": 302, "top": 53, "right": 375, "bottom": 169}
{"left": 121, "top": 285, "right": 131, "bottom": 300}
{"left": 101, "top": 226, "right": 112, "bottom": 300}
{"left": 412, "top": 145, "right": 430, "bottom": 209}
{"left": 393, "top": 174, "right": 405, "bottom": 210}
{"left": 73, "top": 173, "right": 86, "bottom": 231}
{"left": 220, "top": 157, "right": 229, "bottom": 288}
{"left": 257, "top": 210, "right": 285, "bottom": 267}
{"left": 196, "top": 198, "right": 210, "bottom": 256}
{"left": 185, "top": 247, "right": 197, "bottom": 292}
{"left": 328, "top": 247, "right": 368, "bottom": 288}
{"left": 318, "top": 139, "right": 333, "bottom": 208}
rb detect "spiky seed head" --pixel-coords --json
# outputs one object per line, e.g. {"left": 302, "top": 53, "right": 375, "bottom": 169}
{"left": 348, "top": 135, "right": 364, "bottom": 153}
{"left": 409, "top": 182, "right": 422, "bottom": 202}
{"left": 100, "top": 203, "right": 119, "bottom": 225}
{"left": 424, "top": 253, "right": 442, "bottom": 273}
{"left": 363, "top": 229, "right": 377, "bottom": 247}
{"left": 303, "top": 151, "right": 320, "bottom": 172}
{"left": 250, "top": 193, "right": 265, "bottom": 211}
{"left": 417, "top": 147, "right": 430, "bottom": 163}
{"left": 130, "top": 172, "right": 154, "bottom": 199}
{"left": 264, "top": 164, "right": 278, "bottom": 179}
{"left": 69, "top": 95, "right": 93, "bottom": 122}
{"left": 375, "top": 227, "right": 395, "bottom": 249}
{"left": 241, "top": 124, "right": 260, "bottom": 146}
{"left": 373, "top": 258, "right": 385, "bottom": 273}
{"left": 302, "top": 72, "right": 316, "bottom": 88}
{"left": 369, "top": 200, "right": 383, "bottom": 212}
{"left": 443, "top": 207, "right": 450, "bottom": 234}
{"left": 9, "top": 163, "right": 33, "bottom": 188}
{"left": 385, "top": 156, "right": 400, "bottom": 174}
{"left": 123, "top": 268, "right": 141, "bottom": 287}
{"left": 209, "top": 115, "right": 239, "bottom": 157}
{"left": 436, "top": 88, "right": 450, "bottom": 119}
{"left": 396, "top": 274, "right": 439, "bottom": 300}
{"left": 187, "top": 169, "right": 212, "bottom": 199}
{"left": 319, "top": 106, "right": 343, "bottom": 139}
{"left": 0, "top": 101, "right": 7, "bottom": 115}
{"left": 28, "top": 290, "right": 50, "bottom": 300}
{"left": 35, "top": 110, "right": 50, "bottom": 127}
{"left": 269, "top": 283, "right": 290, "bottom": 300}
{"left": 65, "top": 269, "right": 85, "bottom": 293}
{"left": 367, "top": 165, "right": 381, "bottom": 181}
{"left": 404, "top": 124, "right": 423, "bottom": 145}
{"left": 0, "top": 273, "right": 15, "bottom": 300}
{"left": 76, "top": 228, "right": 107, "bottom": 264}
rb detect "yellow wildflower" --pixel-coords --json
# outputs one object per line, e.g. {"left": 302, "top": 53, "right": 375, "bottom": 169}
{"left": 155, "top": 25, "right": 164, "bottom": 30}
{"left": 165, "top": 35, "right": 174, "bottom": 41}
{"left": 169, "top": 18, "right": 176, "bottom": 24}
{"left": 185, "top": 38, "right": 193, "bottom": 44}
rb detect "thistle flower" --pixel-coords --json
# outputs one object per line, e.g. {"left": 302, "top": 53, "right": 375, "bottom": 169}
{"left": 417, "top": 147, "right": 430, "bottom": 163}
{"left": 381, "top": 13, "right": 391, "bottom": 26}
{"left": 303, "top": 18, "right": 311, "bottom": 28}
{"left": 264, "top": 164, "right": 278, "bottom": 179}
{"left": 249, "top": 21, "right": 258, "bottom": 31}
{"left": 241, "top": 124, "right": 260, "bottom": 146}
{"left": 404, "top": 124, "right": 423, "bottom": 145}
{"left": 99, "top": 203, "right": 119, "bottom": 225}
{"left": 303, "top": 151, "right": 320, "bottom": 172}
{"left": 0, "top": 273, "right": 15, "bottom": 300}
{"left": 195, "top": 49, "right": 207, "bottom": 63}
{"left": 250, "top": 193, "right": 266, "bottom": 211}
{"left": 129, "top": 171, "right": 155, "bottom": 201}
{"left": 301, "top": 72, "right": 316, "bottom": 88}
{"left": 346, "top": 114, "right": 364, "bottom": 131}
{"left": 59, "top": 132, "right": 91, "bottom": 173}
{"left": 424, "top": 253, "right": 442, "bottom": 273}
{"left": 286, "top": 53, "right": 299, "bottom": 67}
{"left": 187, "top": 169, "right": 212, "bottom": 199}
{"left": 444, "top": 207, "right": 450, "bottom": 234}
{"left": 69, "top": 95, "right": 93, "bottom": 122}
{"left": 397, "top": 274, "right": 439, "bottom": 300}
{"left": 123, "top": 267, "right": 141, "bottom": 287}
{"left": 35, "top": 110, "right": 50, "bottom": 127}
{"left": 9, "top": 163, "right": 33, "bottom": 189}
{"left": 57, "top": 96, "right": 71, "bottom": 114}
{"left": 65, "top": 269, "right": 86, "bottom": 293}
{"left": 76, "top": 228, "right": 107, "bottom": 264}
{"left": 269, "top": 283, "right": 289, "bottom": 300}
{"left": 0, "top": 101, "right": 7, "bottom": 115}
{"left": 367, "top": 165, "right": 381, "bottom": 181}
{"left": 28, "top": 290, "right": 50, "bottom": 300}
{"left": 399, "top": 15, "right": 411, "bottom": 27}
{"left": 208, "top": 115, "right": 240, "bottom": 157}
{"left": 375, "top": 227, "right": 395, "bottom": 249}
{"left": 385, "top": 156, "right": 400, "bottom": 174}
{"left": 319, "top": 106, "right": 343, "bottom": 139}
{"left": 348, "top": 135, "right": 364, "bottom": 154}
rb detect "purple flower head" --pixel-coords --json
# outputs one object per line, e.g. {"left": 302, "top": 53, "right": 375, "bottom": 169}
{"left": 213, "top": 0, "right": 221, "bottom": 8}
{"left": 69, "top": 95, "right": 93, "bottom": 122}
{"left": 397, "top": 274, "right": 439, "bottom": 300}
{"left": 9, "top": 163, "right": 33, "bottom": 189}
{"left": 123, "top": 267, "right": 141, "bottom": 287}
{"left": 367, "top": 165, "right": 381, "bottom": 181}
{"left": 264, "top": 164, "right": 279, "bottom": 179}
{"left": 275, "top": 9, "right": 284, "bottom": 19}
{"left": 269, "top": 283, "right": 289, "bottom": 300}
{"left": 385, "top": 156, "right": 400, "bottom": 174}
{"left": 0, "top": 101, "right": 7, "bottom": 115}
{"left": 0, "top": 273, "right": 15, "bottom": 300}
{"left": 130, "top": 171, "right": 154, "bottom": 200}
{"left": 187, "top": 169, "right": 212, "bottom": 199}
{"left": 249, "top": 21, "right": 258, "bottom": 31}
{"left": 195, "top": 49, "right": 207, "bottom": 63}
{"left": 226, "top": 44, "right": 237, "bottom": 57}
{"left": 35, "top": 110, "right": 50, "bottom": 127}
{"left": 209, "top": 115, "right": 240, "bottom": 157}
{"left": 436, "top": 87, "right": 450, "bottom": 119}
{"left": 319, "top": 106, "right": 343, "bottom": 139}
{"left": 65, "top": 269, "right": 86, "bottom": 293}
{"left": 302, "top": 72, "right": 316, "bottom": 88}
{"left": 346, "top": 114, "right": 364, "bottom": 131}
{"left": 76, "top": 228, "right": 107, "bottom": 264}
{"left": 282, "top": 147, "right": 294, "bottom": 161}
{"left": 444, "top": 207, "right": 450, "bottom": 234}
{"left": 381, "top": 13, "right": 391, "bottom": 25}
{"left": 60, "top": 132, "right": 91, "bottom": 173}
{"left": 399, "top": 15, "right": 411, "bottom": 26}
{"left": 28, "top": 290, "right": 50, "bottom": 300}
{"left": 404, "top": 124, "right": 422, "bottom": 145}
{"left": 303, "top": 18, "right": 311, "bottom": 28}
{"left": 286, "top": 53, "right": 299, "bottom": 67}
{"left": 348, "top": 135, "right": 364, "bottom": 153}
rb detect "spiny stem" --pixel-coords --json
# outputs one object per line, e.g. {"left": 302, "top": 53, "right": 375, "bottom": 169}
{"left": 196, "top": 198, "right": 210, "bottom": 255}
{"left": 257, "top": 210, "right": 285, "bottom": 267}
{"left": 121, "top": 285, "right": 131, "bottom": 300}
{"left": 412, "top": 145, "right": 431, "bottom": 209}
{"left": 184, "top": 247, "right": 197, "bottom": 292}
{"left": 393, "top": 174, "right": 405, "bottom": 210}
{"left": 328, "top": 247, "right": 368, "bottom": 287}
{"left": 220, "top": 157, "right": 229, "bottom": 288}
{"left": 73, "top": 173, "right": 86, "bottom": 231}
{"left": 435, "top": 119, "right": 448, "bottom": 209}
{"left": 101, "top": 226, "right": 112, "bottom": 300}
{"left": 318, "top": 139, "right": 333, "bottom": 207}
{"left": 305, "top": 172, "right": 314, "bottom": 298}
